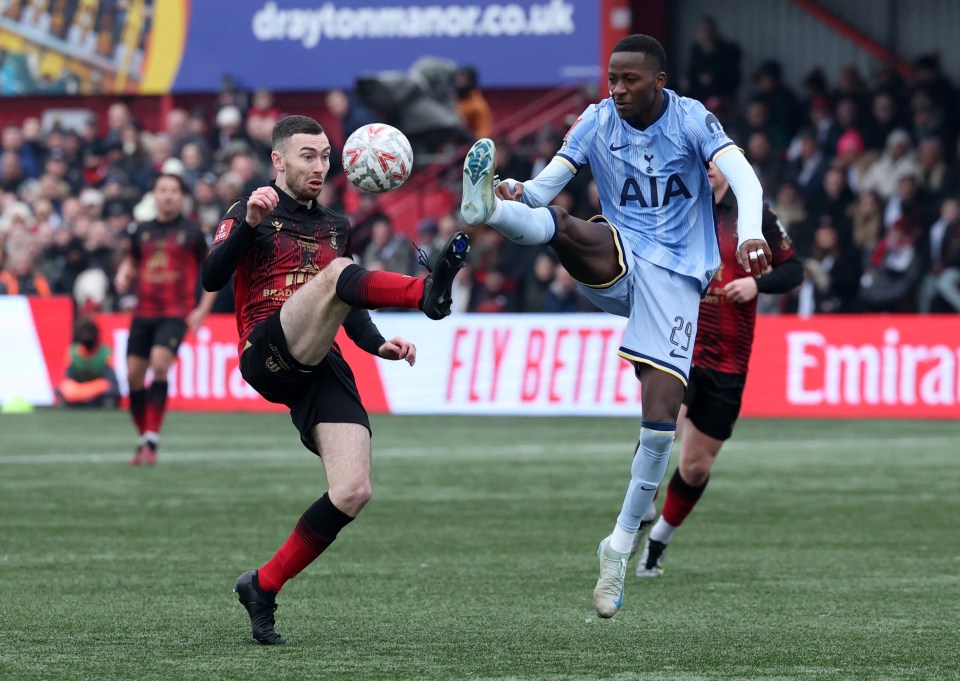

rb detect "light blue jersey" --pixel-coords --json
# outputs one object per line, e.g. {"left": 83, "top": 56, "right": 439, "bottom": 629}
{"left": 556, "top": 89, "right": 735, "bottom": 289}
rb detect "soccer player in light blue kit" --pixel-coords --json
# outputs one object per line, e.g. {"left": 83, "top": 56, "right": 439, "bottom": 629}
{"left": 460, "top": 34, "right": 772, "bottom": 618}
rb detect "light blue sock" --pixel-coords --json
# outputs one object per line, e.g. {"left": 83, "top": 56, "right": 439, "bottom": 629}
{"left": 488, "top": 199, "right": 557, "bottom": 245}
{"left": 611, "top": 422, "right": 676, "bottom": 552}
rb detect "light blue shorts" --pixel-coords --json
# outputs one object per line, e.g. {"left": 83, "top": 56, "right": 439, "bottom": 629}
{"left": 576, "top": 222, "right": 701, "bottom": 385}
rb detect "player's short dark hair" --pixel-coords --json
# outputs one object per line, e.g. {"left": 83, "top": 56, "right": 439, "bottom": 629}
{"left": 272, "top": 115, "right": 324, "bottom": 151}
{"left": 152, "top": 172, "right": 189, "bottom": 195}
{"left": 612, "top": 34, "right": 667, "bottom": 72}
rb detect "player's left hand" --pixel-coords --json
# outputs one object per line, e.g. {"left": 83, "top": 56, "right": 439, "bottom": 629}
{"left": 723, "top": 276, "right": 759, "bottom": 304}
{"left": 379, "top": 337, "right": 416, "bottom": 366}
{"left": 185, "top": 307, "right": 207, "bottom": 334}
{"left": 735, "top": 238, "right": 772, "bottom": 278}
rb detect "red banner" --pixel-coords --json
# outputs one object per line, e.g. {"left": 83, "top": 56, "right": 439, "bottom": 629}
{"left": 744, "top": 315, "right": 960, "bottom": 419}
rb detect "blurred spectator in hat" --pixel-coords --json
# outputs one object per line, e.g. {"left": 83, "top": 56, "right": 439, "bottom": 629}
{"left": 454, "top": 65, "right": 493, "bottom": 140}
{"left": 0, "top": 201, "right": 34, "bottom": 234}
{"left": 103, "top": 198, "right": 134, "bottom": 235}
{"left": 212, "top": 105, "right": 249, "bottom": 154}
{"left": 833, "top": 128, "right": 873, "bottom": 193}
{"left": 683, "top": 16, "right": 742, "bottom": 110}
{"left": 79, "top": 187, "right": 104, "bottom": 219}
{"left": 861, "top": 128, "right": 921, "bottom": 199}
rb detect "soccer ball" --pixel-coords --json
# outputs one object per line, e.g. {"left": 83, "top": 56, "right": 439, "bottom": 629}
{"left": 341, "top": 123, "right": 414, "bottom": 193}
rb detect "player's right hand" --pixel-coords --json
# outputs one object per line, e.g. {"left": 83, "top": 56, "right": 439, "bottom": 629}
{"left": 245, "top": 186, "right": 280, "bottom": 226}
{"left": 495, "top": 179, "right": 524, "bottom": 201}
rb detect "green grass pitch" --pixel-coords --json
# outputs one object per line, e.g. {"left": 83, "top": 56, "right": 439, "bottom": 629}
{"left": 1, "top": 410, "right": 958, "bottom": 680}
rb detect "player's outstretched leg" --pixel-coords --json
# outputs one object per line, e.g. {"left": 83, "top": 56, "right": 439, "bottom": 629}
{"left": 420, "top": 231, "right": 470, "bottom": 319}
{"left": 234, "top": 570, "right": 285, "bottom": 645}
{"left": 593, "top": 536, "right": 629, "bottom": 618}
{"left": 461, "top": 138, "right": 497, "bottom": 225}
{"left": 461, "top": 139, "right": 557, "bottom": 245}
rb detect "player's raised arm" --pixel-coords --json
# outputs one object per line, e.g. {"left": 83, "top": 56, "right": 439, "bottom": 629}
{"left": 713, "top": 148, "right": 771, "bottom": 277}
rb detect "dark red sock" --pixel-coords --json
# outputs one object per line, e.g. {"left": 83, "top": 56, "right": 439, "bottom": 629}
{"left": 258, "top": 493, "right": 354, "bottom": 593}
{"left": 129, "top": 388, "right": 147, "bottom": 435}
{"left": 336, "top": 264, "right": 425, "bottom": 310}
{"left": 660, "top": 468, "right": 709, "bottom": 527}
{"left": 144, "top": 381, "right": 168, "bottom": 434}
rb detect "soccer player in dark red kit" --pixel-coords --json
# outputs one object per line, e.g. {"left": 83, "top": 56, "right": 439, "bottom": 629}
{"left": 633, "top": 162, "right": 802, "bottom": 576}
{"left": 115, "top": 173, "right": 218, "bottom": 466}
{"left": 201, "top": 114, "right": 468, "bottom": 645}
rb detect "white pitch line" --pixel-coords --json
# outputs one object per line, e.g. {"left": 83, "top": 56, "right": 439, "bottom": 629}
{"left": 0, "top": 435, "right": 954, "bottom": 465}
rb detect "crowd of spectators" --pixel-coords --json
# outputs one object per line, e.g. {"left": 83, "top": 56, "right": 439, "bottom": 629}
{"left": 3, "top": 26, "right": 960, "bottom": 317}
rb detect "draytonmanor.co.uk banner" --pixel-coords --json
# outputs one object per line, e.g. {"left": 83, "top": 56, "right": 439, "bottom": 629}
{"left": 7, "top": 301, "right": 958, "bottom": 419}
{"left": 0, "top": 0, "right": 617, "bottom": 95}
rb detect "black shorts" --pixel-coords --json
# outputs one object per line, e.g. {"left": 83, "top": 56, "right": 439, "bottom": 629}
{"left": 127, "top": 317, "right": 188, "bottom": 358}
{"left": 240, "top": 311, "right": 370, "bottom": 454}
{"left": 682, "top": 366, "right": 746, "bottom": 441}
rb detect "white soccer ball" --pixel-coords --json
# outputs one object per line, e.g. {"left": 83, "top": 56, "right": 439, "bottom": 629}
{"left": 341, "top": 123, "right": 414, "bottom": 193}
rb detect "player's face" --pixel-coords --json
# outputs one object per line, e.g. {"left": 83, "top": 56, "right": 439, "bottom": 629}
{"left": 153, "top": 176, "right": 184, "bottom": 219}
{"left": 608, "top": 51, "right": 665, "bottom": 123}
{"left": 275, "top": 132, "right": 331, "bottom": 202}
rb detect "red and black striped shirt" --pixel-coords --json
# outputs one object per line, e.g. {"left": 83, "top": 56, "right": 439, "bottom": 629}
{"left": 130, "top": 215, "right": 207, "bottom": 318}
{"left": 203, "top": 185, "right": 353, "bottom": 353}
{"left": 694, "top": 191, "right": 796, "bottom": 375}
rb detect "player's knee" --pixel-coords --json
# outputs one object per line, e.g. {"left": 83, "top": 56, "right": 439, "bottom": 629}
{"left": 334, "top": 479, "right": 372, "bottom": 514}
{"left": 679, "top": 458, "right": 711, "bottom": 486}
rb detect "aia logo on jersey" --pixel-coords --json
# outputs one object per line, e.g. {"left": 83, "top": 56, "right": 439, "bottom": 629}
{"left": 213, "top": 219, "right": 235, "bottom": 244}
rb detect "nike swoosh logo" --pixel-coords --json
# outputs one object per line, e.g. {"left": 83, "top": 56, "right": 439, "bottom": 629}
{"left": 669, "top": 350, "right": 687, "bottom": 358}
{"left": 640, "top": 485, "right": 657, "bottom": 491}
{"left": 609, "top": 143, "right": 629, "bottom": 151}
